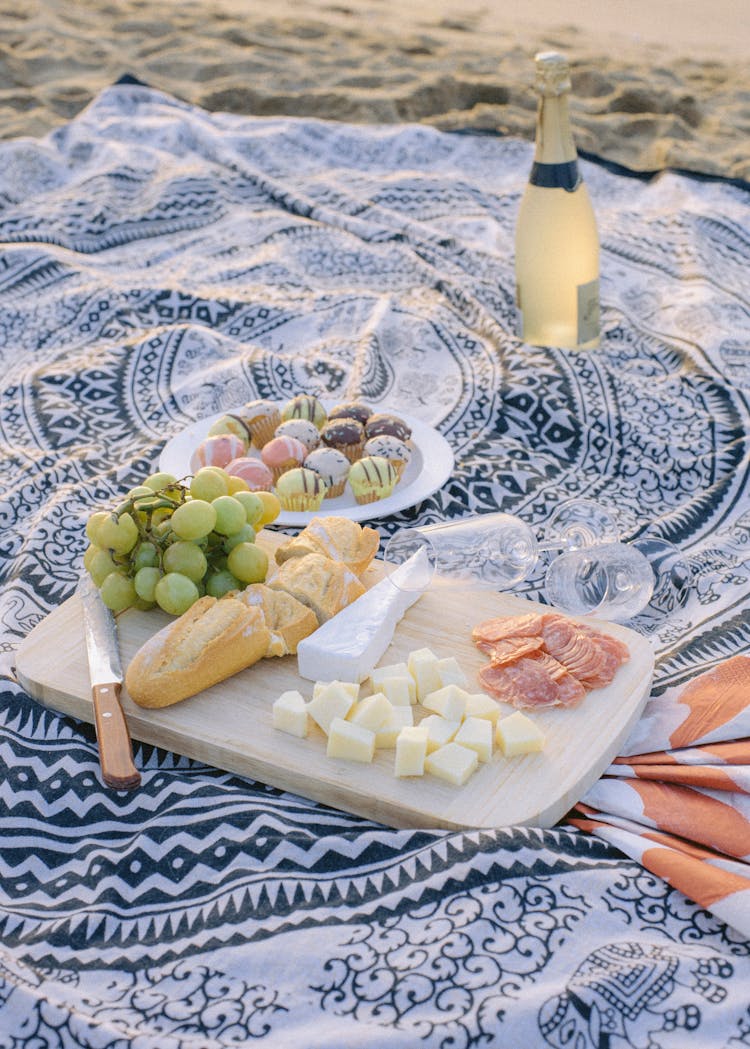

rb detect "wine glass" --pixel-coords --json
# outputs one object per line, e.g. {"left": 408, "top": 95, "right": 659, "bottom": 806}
{"left": 383, "top": 500, "right": 692, "bottom": 628}
{"left": 540, "top": 498, "right": 692, "bottom": 624}
{"left": 543, "top": 541, "right": 657, "bottom": 622}
{"left": 383, "top": 512, "right": 540, "bottom": 592}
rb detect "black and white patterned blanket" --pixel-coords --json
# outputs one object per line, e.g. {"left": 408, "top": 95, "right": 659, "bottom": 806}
{"left": 1, "top": 83, "right": 749, "bottom": 1047}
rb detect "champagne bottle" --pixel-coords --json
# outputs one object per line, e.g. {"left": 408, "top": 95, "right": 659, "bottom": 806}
{"left": 515, "top": 51, "right": 600, "bottom": 349}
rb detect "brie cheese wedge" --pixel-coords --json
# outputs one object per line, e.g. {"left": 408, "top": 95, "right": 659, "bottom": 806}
{"left": 296, "top": 550, "right": 429, "bottom": 683}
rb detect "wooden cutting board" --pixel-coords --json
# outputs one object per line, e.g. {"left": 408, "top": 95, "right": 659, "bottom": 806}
{"left": 16, "top": 531, "right": 654, "bottom": 830}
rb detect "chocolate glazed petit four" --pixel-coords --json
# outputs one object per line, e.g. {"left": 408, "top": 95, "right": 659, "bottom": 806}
{"left": 328, "top": 401, "right": 372, "bottom": 427}
{"left": 319, "top": 417, "right": 365, "bottom": 463}
{"left": 364, "top": 412, "right": 412, "bottom": 443}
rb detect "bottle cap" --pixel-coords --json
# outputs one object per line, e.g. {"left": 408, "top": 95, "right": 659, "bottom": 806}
{"left": 534, "top": 51, "right": 572, "bottom": 96}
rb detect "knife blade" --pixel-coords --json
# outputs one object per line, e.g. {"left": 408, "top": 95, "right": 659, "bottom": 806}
{"left": 79, "top": 574, "right": 141, "bottom": 790}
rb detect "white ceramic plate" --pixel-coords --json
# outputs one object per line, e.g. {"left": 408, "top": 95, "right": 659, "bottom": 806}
{"left": 158, "top": 407, "right": 455, "bottom": 527}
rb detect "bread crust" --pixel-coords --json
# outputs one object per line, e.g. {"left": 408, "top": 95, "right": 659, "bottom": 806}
{"left": 125, "top": 596, "right": 270, "bottom": 708}
{"left": 269, "top": 553, "right": 365, "bottom": 623}
{"left": 274, "top": 517, "right": 379, "bottom": 577}
{"left": 234, "top": 583, "right": 319, "bottom": 656}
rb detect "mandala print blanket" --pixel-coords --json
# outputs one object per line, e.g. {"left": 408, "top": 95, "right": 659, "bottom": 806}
{"left": 1, "top": 83, "right": 749, "bottom": 1048}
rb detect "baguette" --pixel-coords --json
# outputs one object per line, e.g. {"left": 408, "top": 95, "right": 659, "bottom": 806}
{"left": 274, "top": 516, "right": 379, "bottom": 578}
{"left": 234, "top": 583, "right": 319, "bottom": 656}
{"left": 125, "top": 595, "right": 270, "bottom": 708}
{"left": 269, "top": 552, "right": 366, "bottom": 623}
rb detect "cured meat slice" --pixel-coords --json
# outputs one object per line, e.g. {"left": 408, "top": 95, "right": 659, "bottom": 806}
{"left": 532, "top": 651, "right": 587, "bottom": 704}
{"left": 556, "top": 673, "right": 588, "bottom": 706}
{"left": 579, "top": 625, "right": 630, "bottom": 667}
{"left": 540, "top": 614, "right": 628, "bottom": 690}
{"left": 472, "top": 610, "right": 629, "bottom": 706}
{"left": 471, "top": 612, "right": 545, "bottom": 646}
{"left": 479, "top": 658, "right": 554, "bottom": 708}
{"left": 477, "top": 634, "right": 545, "bottom": 663}
{"left": 533, "top": 650, "right": 569, "bottom": 680}
{"left": 478, "top": 654, "right": 586, "bottom": 710}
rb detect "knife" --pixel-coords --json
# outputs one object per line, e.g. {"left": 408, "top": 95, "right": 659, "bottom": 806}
{"left": 79, "top": 574, "right": 141, "bottom": 790}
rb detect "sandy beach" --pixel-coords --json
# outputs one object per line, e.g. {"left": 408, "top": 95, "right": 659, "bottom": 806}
{"left": 1, "top": 0, "right": 748, "bottom": 180}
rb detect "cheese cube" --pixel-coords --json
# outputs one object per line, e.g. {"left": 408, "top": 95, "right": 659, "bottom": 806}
{"left": 463, "top": 692, "right": 502, "bottom": 724}
{"left": 394, "top": 726, "right": 428, "bottom": 777}
{"left": 419, "top": 714, "right": 460, "bottom": 753}
{"left": 348, "top": 692, "right": 393, "bottom": 732}
{"left": 454, "top": 716, "right": 493, "bottom": 762}
{"left": 313, "top": 680, "right": 360, "bottom": 701}
{"left": 495, "top": 710, "right": 546, "bottom": 757}
{"left": 422, "top": 684, "right": 467, "bottom": 722}
{"left": 436, "top": 656, "right": 467, "bottom": 688}
{"left": 326, "top": 717, "right": 375, "bottom": 763}
{"left": 407, "top": 647, "right": 442, "bottom": 701}
{"left": 370, "top": 663, "right": 416, "bottom": 703}
{"left": 425, "top": 742, "right": 478, "bottom": 786}
{"left": 378, "top": 675, "right": 415, "bottom": 707}
{"left": 272, "top": 690, "right": 309, "bottom": 738}
{"left": 375, "top": 705, "right": 414, "bottom": 749}
{"left": 307, "top": 682, "right": 356, "bottom": 735}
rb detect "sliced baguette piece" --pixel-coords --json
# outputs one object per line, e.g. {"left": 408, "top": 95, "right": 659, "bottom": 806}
{"left": 269, "top": 552, "right": 365, "bottom": 623}
{"left": 234, "top": 583, "right": 319, "bottom": 656}
{"left": 125, "top": 596, "right": 270, "bottom": 708}
{"left": 274, "top": 516, "right": 379, "bottom": 577}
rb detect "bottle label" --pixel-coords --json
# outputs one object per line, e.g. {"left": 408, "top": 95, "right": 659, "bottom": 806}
{"left": 529, "top": 160, "right": 581, "bottom": 192}
{"left": 577, "top": 278, "right": 600, "bottom": 345}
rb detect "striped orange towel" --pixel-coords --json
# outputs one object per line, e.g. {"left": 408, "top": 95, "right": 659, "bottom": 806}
{"left": 567, "top": 655, "right": 750, "bottom": 936}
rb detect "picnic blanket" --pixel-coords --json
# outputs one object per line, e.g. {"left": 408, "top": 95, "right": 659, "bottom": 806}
{"left": 1, "top": 82, "right": 749, "bottom": 1047}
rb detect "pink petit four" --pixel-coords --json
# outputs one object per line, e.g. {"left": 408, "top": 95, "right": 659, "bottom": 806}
{"left": 225, "top": 457, "right": 274, "bottom": 492}
{"left": 189, "top": 434, "right": 246, "bottom": 472}
{"left": 261, "top": 435, "right": 308, "bottom": 481}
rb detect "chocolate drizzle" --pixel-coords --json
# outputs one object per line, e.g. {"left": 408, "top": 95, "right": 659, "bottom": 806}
{"left": 226, "top": 414, "right": 253, "bottom": 440}
{"left": 285, "top": 394, "right": 325, "bottom": 424}
{"left": 353, "top": 455, "right": 396, "bottom": 487}
{"left": 282, "top": 467, "right": 325, "bottom": 495}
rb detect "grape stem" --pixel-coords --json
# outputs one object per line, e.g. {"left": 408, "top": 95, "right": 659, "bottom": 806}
{"left": 117, "top": 488, "right": 188, "bottom": 569}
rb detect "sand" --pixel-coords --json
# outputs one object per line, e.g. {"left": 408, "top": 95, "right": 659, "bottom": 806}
{"left": 0, "top": 0, "right": 748, "bottom": 179}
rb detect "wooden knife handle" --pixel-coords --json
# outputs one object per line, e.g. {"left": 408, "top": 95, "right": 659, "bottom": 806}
{"left": 92, "top": 682, "right": 141, "bottom": 790}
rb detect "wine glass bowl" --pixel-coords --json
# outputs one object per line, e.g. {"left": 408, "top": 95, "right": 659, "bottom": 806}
{"left": 543, "top": 541, "right": 656, "bottom": 623}
{"left": 383, "top": 512, "right": 539, "bottom": 592}
{"left": 629, "top": 535, "right": 693, "bottom": 627}
{"left": 541, "top": 497, "right": 621, "bottom": 552}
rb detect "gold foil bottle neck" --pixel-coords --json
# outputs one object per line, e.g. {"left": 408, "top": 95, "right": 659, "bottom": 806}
{"left": 534, "top": 51, "right": 572, "bottom": 96}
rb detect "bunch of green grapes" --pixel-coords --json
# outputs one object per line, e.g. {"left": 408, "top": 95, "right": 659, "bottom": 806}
{"left": 83, "top": 467, "right": 281, "bottom": 616}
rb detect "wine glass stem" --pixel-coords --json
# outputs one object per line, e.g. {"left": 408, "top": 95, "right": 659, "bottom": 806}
{"left": 536, "top": 539, "right": 565, "bottom": 554}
